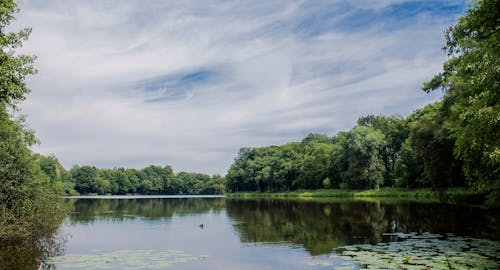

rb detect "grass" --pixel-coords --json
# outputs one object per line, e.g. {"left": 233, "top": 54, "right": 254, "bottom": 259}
{"left": 226, "top": 187, "right": 485, "bottom": 205}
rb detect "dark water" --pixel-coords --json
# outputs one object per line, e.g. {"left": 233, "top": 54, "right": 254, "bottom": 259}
{"left": 3, "top": 197, "right": 500, "bottom": 269}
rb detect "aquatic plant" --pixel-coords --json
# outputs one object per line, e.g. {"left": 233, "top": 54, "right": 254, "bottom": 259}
{"left": 308, "top": 233, "right": 500, "bottom": 269}
{"left": 46, "top": 249, "right": 201, "bottom": 269}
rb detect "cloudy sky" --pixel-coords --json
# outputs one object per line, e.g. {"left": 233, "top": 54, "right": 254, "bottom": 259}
{"left": 11, "top": 0, "right": 466, "bottom": 174}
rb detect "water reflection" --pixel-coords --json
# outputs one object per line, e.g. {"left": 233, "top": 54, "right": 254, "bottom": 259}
{"left": 225, "top": 198, "right": 500, "bottom": 255}
{"left": 0, "top": 226, "right": 66, "bottom": 270}
{"left": 67, "top": 198, "right": 225, "bottom": 223}
{"left": 4, "top": 197, "right": 498, "bottom": 269}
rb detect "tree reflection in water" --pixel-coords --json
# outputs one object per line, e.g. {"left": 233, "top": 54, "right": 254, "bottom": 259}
{"left": 225, "top": 198, "right": 500, "bottom": 255}
{"left": 67, "top": 198, "right": 225, "bottom": 224}
{"left": 0, "top": 225, "right": 66, "bottom": 270}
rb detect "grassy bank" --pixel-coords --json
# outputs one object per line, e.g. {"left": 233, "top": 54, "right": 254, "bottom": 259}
{"left": 227, "top": 187, "right": 485, "bottom": 205}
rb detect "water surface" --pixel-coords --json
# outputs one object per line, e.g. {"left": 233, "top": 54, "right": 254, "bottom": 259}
{"left": 37, "top": 197, "right": 500, "bottom": 269}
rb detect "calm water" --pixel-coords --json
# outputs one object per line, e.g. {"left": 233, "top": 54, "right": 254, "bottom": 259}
{"left": 6, "top": 197, "right": 500, "bottom": 269}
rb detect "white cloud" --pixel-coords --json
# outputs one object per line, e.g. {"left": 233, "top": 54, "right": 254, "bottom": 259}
{"left": 10, "top": 0, "right": 463, "bottom": 174}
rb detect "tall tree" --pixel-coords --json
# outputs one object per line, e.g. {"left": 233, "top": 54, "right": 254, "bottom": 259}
{"left": 422, "top": 0, "right": 499, "bottom": 198}
{"left": 334, "top": 126, "right": 387, "bottom": 189}
{"left": 357, "top": 115, "right": 409, "bottom": 186}
{"left": 297, "top": 141, "right": 336, "bottom": 189}
{"left": 0, "top": 0, "right": 64, "bottom": 241}
{"left": 36, "top": 154, "right": 76, "bottom": 195}
{"left": 72, "top": 166, "right": 98, "bottom": 194}
{"left": 405, "top": 103, "right": 465, "bottom": 188}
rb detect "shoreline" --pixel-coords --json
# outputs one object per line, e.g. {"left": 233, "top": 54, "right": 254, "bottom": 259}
{"left": 64, "top": 194, "right": 225, "bottom": 199}
{"left": 62, "top": 188, "right": 488, "bottom": 206}
{"left": 226, "top": 187, "right": 485, "bottom": 205}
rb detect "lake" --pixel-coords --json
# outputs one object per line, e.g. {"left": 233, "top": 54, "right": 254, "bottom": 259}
{"left": 9, "top": 196, "right": 500, "bottom": 269}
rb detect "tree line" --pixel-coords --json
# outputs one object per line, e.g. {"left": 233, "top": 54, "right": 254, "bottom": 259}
{"left": 36, "top": 155, "right": 225, "bottom": 195}
{"left": 226, "top": 109, "right": 466, "bottom": 192}
{"left": 226, "top": 0, "right": 499, "bottom": 206}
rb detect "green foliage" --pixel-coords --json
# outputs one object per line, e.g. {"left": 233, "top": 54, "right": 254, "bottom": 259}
{"left": 322, "top": 178, "right": 331, "bottom": 189}
{"left": 357, "top": 114, "right": 409, "bottom": 186}
{"left": 422, "top": 0, "right": 499, "bottom": 195}
{"left": 65, "top": 164, "right": 224, "bottom": 195}
{"left": 405, "top": 103, "right": 465, "bottom": 188}
{"left": 0, "top": 108, "right": 64, "bottom": 240}
{"left": 226, "top": 126, "right": 389, "bottom": 192}
{"left": 297, "top": 142, "right": 336, "bottom": 189}
{"left": 227, "top": 187, "right": 482, "bottom": 204}
{"left": 35, "top": 154, "right": 77, "bottom": 195}
{"left": 71, "top": 165, "right": 98, "bottom": 194}
{"left": 224, "top": 104, "right": 474, "bottom": 194}
{"left": 0, "top": 1, "right": 36, "bottom": 108}
{"left": 334, "top": 126, "right": 387, "bottom": 189}
{"left": 0, "top": 0, "right": 64, "bottom": 242}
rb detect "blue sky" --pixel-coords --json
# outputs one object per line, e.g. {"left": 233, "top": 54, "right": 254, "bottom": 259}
{"left": 12, "top": 0, "right": 467, "bottom": 174}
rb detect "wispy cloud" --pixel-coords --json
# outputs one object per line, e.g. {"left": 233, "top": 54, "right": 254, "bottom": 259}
{"left": 11, "top": 0, "right": 466, "bottom": 174}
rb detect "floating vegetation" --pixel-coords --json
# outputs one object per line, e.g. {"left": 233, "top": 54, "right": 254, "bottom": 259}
{"left": 312, "top": 233, "right": 500, "bottom": 270}
{"left": 307, "top": 260, "right": 334, "bottom": 267}
{"left": 46, "top": 249, "right": 200, "bottom": 270}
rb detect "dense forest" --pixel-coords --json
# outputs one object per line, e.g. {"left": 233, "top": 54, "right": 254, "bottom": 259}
{"left": 225, "top": 110, "right": 465, "bottom": 192}
{"left": 36, "top": 155, "right": 225, "bottom": 195}
{"left": 226, "top": 0, "right": 499, "bottom": 206}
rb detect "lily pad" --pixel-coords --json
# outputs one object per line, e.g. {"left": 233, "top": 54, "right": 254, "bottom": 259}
{"left": 45, "top": 249, "right": 200, "bottom": 270}
{"left": 328, "top": 233, "right": 500, "bottom": 270}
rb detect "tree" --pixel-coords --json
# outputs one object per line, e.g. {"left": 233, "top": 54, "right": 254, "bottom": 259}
{"left": 405, "top": 103, "right": 465, "bottom": 188}
{"left": 297, "top": 142, "right": 336, "bottom": 189}
{"left": 226, "top": 148, "right": 258, "bottom": 192}
{"left": 0, "top": 1, "right": 36, "bottom": 108}
{"left": 36, "top": 154, "right": 76, "bottom": 195}
{"left": 322, "top": 177, "right": 331, "bottom": 189}
{"left": 72, "top": 166, "right": 98, "bottom": 194}
{"left": 422, "top": 0, "right": 499, "bottom": 196}
{"left": 201, "top": 174, "right": 225, "bottom": 194}
{"left": 142, "top": 165, "right": 173, "bottom": 194}
{"left": 301, "top": 133, "right": 331, "bottom": 144}
{"left": 334, "top": 126, "right": 387, "bottom": 189}
{"left": 0, "top": 0, "right": 64, "bottom": 242}
{"left": 125, "top": 169, "right": 140, "bottom": 194}
{"left": 357, "top": 115, "right": 409, "bottom": 186}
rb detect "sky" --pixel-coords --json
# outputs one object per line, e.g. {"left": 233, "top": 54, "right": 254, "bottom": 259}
{"left": 11, "top": 0, "right": 467, "bottom": 174}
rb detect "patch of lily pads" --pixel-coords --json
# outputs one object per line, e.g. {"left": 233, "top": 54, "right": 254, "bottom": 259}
{"left": 310, "top": 233, "right": 500, "bottom": 269}
{"left": 46, "top": 249, "right": 201, "bottom": 270}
